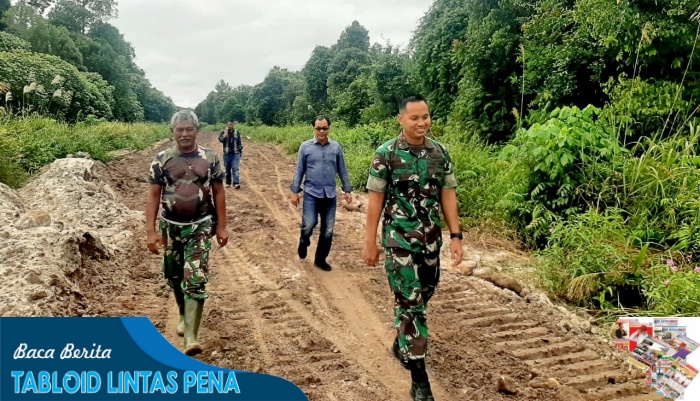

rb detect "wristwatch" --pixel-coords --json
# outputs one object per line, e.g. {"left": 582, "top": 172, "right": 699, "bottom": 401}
{"left": 450, "top": 232, "right": 463, "bottom": 240}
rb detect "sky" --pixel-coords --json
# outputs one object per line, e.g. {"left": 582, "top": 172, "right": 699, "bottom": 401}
{"left": 110, "top": 0, "right": 435, "bottom": 108}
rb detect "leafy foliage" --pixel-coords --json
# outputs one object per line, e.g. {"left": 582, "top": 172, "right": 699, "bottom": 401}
{"left": 0, "top": 51, "right": 114, "bottom": 121}
{"left": 0, "top": 31, "right": 30, "bottom": 52}
{"left": 501, "top": 105, "right": 625, "bottom": 244}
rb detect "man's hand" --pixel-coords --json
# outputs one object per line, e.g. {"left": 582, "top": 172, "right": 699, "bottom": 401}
{"left": 147, "top": 231, "right": 162, "bottom": 254}
{"left": 216, "top": 226, "right": 229, "bottom": 247}
{"left": 344, "top": 192, "right": 353, "bottom": 205}
{"left": 290, "top": 193, "right": 300, "bottom": 207}
{"left": 450, "top": 238, "right": 464, "bottom": 267}
{"left": 363, "top": 242, "right": 381, "bottom": 267}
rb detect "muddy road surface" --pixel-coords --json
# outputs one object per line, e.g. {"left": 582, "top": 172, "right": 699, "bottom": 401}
{"left": 2, "top": 132, "right": 662, "bottom": 401}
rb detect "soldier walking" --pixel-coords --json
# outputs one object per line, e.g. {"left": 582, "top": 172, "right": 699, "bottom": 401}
{"left": 363, "top": 96, "right": 464, "bottom": 400}
{"left": 146, "top": 110, "right": 228, "bottom": 356}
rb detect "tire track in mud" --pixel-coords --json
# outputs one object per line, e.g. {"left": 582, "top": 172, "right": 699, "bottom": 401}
{"left": 429, "top": 275, "right": 664, "bottom": 401}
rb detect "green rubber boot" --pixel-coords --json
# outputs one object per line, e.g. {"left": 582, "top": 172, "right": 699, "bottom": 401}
{"left": 184, "top": 298, "right": 204, "bottom": 356}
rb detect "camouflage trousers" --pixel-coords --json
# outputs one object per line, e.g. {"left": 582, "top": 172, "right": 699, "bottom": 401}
{"left": 159, "top": 218, "right": 213, "bottom": 301}
{"left": 385, "top": 247, "right": 441, "bottom": 361}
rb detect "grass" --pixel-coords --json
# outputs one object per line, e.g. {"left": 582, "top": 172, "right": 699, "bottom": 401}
{"left": 0, "top": 116, "right": 171, "bottom": 188}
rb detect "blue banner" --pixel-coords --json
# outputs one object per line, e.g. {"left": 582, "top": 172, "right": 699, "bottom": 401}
{"left": 0, "top": 317, "right": 308, "bottom": 400}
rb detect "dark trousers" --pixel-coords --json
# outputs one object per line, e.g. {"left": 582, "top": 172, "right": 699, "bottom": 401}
{"left": 223, "top": 153, "right": 241, "bottom": 185}
{"left": 299, "top": 193, "right": 337, "bottom": 262}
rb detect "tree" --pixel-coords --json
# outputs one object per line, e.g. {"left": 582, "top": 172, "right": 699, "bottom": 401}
{"left": 194, "top": 91, "right": 217, "bottom": 125}
{"left": 215, "top": 79, "right": 232, "bottom": 93}
{"left": 336, "top": 20, "right": 370, "bottom": 52}
{"left": 89, "top": 22, "right": 134, "bottom": 59}
{"left": 449, "top": 0, "right": 533, "bottom": 142}
{"left": 216, "top": 85, "right": 251, "bottom": 123}
{"left": 302, "top": 46, "right": 331, "bottom": 108}
{"left": 373, "top": 51, "right": 415, "bottom": 116}
{"left": 76, "top": 34, "right": 143, "bottom": 121}
{"left": 26, "top": 19, "right": 83, "bottom": 67}
{"left": 0, "top": 0, "right": 10, "bottom": 31}
{"left": 249, "top": 67, "right": 300, "bottom": 125}
{"left": 327, "top": 48, "right": 370, "bottom": 100}
{"left": 0, "top": 31, "right": 31, "bottom": 52}
{"left": 411, "top": 0, "right": 474, "bottom": 120}
{"left": 0, "top": 51, "right": 114, "bottom": 121}
{"left": 2, "top": 2, "right": 43, "bottom": 37}
{"left": 523, "top": 0, "right": 700, "bottom": 136}
{"left": 48, "top": 0, "right": 117, "bottom": 34}
{"left": 334, "top": 74, "right": 372, "bottom": 127}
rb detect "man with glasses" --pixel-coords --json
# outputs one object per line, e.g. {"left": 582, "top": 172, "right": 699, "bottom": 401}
{"left": 290, "top": 115, "right": 352, "bottom": 271}
{"left": 145, "top": 110, "right": 228, "bottom": 356}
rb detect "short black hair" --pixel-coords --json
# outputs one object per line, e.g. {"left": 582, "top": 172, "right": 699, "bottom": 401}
{"left": 312, "top": 115, "right": 331, "bottom": 126}
{"left": 399, "top": 95, "right": 427, "bottom": 112}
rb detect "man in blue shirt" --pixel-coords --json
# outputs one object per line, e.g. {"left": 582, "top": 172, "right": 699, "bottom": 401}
{"left": 290, "top": 116, "right": 352, "bottom": 271}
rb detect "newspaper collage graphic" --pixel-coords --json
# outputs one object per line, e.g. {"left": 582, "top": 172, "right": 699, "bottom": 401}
{"left": 614, "top": 318, "right": 699, "bottom": 399}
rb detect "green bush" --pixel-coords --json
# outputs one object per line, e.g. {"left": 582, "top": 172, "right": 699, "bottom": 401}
{"left": 0, "top": 51, "right": 114, "bottom": 121}
{"left": 0, "top": 32, "right": 30, "bottom": 52}
{"left": 643, "top": 258, "right": 700, "bottom": 316}
{"left": 500, "top": 105, "right": 625, "bottom": 245}
{"left": 603, "top": 76, "right": 691, "bottom": 139}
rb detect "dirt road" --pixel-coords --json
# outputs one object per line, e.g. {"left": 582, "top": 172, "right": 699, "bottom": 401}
{"left": 72, "top": 133, "right": 663, "bottom": 401}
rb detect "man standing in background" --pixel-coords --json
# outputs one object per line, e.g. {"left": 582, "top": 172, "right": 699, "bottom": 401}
{"left": 219, "top": 121, "right": 243, "bottom": 189}
{"left": 290, "top": 115, "right": 353, "bottom": 271}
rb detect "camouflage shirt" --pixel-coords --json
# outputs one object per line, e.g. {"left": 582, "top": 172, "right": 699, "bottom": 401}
{"left": 148, "top": 145, "right": 225, "bottom": 223}
{"left": 366, "top": 134, "right": 458, "bottom": 253}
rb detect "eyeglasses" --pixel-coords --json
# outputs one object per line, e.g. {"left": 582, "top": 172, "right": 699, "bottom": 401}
{"left": 174, "top": 127, "right": 196, "bottom": 134}
{"left": 314, "top": 127, "right": 329, "bottom": 132}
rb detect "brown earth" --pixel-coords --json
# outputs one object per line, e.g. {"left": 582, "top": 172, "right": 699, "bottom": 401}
{"left": 0, "top": 132, "right": 664, "bottom": 401}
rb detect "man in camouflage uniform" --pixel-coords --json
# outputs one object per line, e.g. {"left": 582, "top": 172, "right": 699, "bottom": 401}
{"left": 146, "top": 110, "right": 228, "bottom": 356}
{"left": 363, "top": 95, "right": 463, "bottom": 401}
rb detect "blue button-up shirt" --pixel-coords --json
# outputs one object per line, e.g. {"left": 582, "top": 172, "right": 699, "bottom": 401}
{"left": 291, "top": 138, "right": 352, "bottom": 198}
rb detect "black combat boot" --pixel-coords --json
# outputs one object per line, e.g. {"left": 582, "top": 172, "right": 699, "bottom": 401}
{"left": 408, "top": 359, "right": 434, "bottom": 401}
{"left": 410, "top": 382, "right": 435, "bottom": 401}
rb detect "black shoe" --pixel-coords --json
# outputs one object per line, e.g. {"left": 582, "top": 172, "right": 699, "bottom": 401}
{"left": 314, "top": 260, "right": 332, "bottom": 271}
{"left": 234, "top": 184, "right": 241, "bottom": 189}
{"left": 410, "top": 382, "right": 435, "bottom": 401}
{"left": 298, "top": 242, "right": 307, "bottom": 259}
{"left": 391, "top": 338, "right": 410, "bottom": 370}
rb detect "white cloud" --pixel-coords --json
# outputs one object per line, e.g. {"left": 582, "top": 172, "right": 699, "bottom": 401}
{"left": 111, "top": 0, "right": 434, "bottom": 108}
